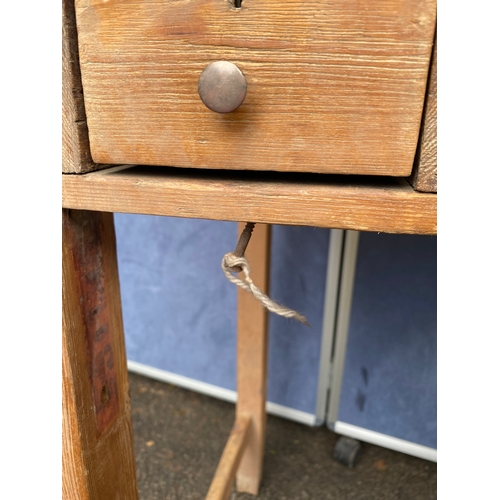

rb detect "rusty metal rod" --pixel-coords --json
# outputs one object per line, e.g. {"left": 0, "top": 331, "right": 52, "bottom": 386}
{"left": 230, "top": 222, "right": 255, "bottom": 273}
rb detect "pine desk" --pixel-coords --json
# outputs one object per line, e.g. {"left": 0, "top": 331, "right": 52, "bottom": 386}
{"left": 62, "top": 0, "right": 436, "bottom": 497}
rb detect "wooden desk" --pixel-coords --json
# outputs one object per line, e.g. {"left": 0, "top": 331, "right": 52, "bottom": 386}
{"left": 62, "top": 0, "right": 436, "bottom": 497}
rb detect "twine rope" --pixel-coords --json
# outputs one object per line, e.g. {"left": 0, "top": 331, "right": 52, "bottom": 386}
{"left": 221, "top": 252, "right": 309, "bottom": 326}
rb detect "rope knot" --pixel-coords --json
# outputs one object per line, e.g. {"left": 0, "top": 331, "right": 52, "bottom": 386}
{"left": 221, "top": 250, "right": 309, "bottom": 327}
{"left": 222, "top": 253, "right": 251, "bottom": 276}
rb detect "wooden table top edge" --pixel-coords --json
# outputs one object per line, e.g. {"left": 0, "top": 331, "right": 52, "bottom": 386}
{"left": 62, "top": 165, "right": 437, "bottom": 235}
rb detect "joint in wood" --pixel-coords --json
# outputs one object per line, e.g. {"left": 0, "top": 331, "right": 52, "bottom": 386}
{"left": 206, "top": 415, "right": 251, "bottom": 500}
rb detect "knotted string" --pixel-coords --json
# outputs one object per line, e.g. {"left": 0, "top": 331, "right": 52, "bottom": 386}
{"left": 221, "top": 251, "right": 309, "bottom": 326}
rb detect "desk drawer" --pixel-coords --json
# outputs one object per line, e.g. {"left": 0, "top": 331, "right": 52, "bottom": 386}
{"left": 75, "top": 0, "right": 436, "bottom": 176}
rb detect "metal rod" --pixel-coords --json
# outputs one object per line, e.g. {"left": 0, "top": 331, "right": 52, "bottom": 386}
{"left": 230, "top": 222, "right": 255, "bottom": 272}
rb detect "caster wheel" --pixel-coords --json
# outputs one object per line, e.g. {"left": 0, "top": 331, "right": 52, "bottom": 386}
{"left": 334, "top": 437, "right": 362, "bottom": 468}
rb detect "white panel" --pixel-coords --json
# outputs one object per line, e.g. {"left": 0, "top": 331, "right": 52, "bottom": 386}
{"left": 128, "top": 360, "right": 317, "bottom": 426}
{"left": 326, "top": 230, "right": 360, "bottom": 424}
{"left": 334, "top": 421, "right": 437, "bottom": 462}
{"left": 315, "top": 229, "right": 345, "bottom": 423}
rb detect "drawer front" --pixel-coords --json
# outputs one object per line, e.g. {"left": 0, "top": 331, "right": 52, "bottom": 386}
{"left": 75, "top": 0, "right": 436, "bottom": 176}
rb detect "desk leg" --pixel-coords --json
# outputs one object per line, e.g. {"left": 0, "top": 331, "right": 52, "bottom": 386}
{"left": 62, "top": 209, "right": 138, "bottom": 499}
{"left": 235, "top": 223, "right": 271, "bottom": 495}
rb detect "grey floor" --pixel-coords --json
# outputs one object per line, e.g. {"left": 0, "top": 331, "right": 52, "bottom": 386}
{"left": 129, "top": 372, "right": 437, "bottom": 500}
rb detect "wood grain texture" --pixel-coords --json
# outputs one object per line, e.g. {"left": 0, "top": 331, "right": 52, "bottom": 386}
{"left": 236, "top": 223, "right": 271, "bottom": 494}
{"left": 62, "top": 209, "right": 138, "bottom": 499}
{"left": 62, "top": 166, "right": 437, "bottom": 234}
{"left": 74, "top": 0, "right": 436, "bottom": 176}
{"left": 206, "top": 415, "right": 251, "bottom": 500}
{"left": 63, "top": 339, "right": 90, "bottom": 500}
{"left": 63, "top": 0, "right": 109, "bottom": 173}
{"left": 410, "top": 36, "right": 437, "bottom": 192}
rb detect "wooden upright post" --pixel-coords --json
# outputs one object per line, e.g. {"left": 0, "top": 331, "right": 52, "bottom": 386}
{"left": 62, "top": 209, "right": 138, "bottom": 499}
{"left": 235, "top": 223, "right": 271, "bottom": 494}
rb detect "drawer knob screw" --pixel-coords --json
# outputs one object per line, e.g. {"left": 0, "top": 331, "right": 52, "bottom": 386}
{"left": 198, "top": 61, "right": 247, "bottom": 113}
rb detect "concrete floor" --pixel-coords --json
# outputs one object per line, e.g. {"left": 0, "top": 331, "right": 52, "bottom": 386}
{"left": 129, "top": 372, "right": 437, "bottom": 500}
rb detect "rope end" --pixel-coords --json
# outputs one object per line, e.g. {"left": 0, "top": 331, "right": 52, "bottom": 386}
{"left": 295, "top": 314, "right": 311, "bottom": 327}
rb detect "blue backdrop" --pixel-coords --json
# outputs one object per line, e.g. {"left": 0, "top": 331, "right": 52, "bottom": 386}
{"left": 114, "top": 214, "right": 330, "bottom": 415}
{"left": 337, "top": 232, "right": 437, "bottom": 448}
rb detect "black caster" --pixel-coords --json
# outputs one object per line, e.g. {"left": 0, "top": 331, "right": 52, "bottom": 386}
{"left": 334, "top": 436, "right": 362, "bottom": 468}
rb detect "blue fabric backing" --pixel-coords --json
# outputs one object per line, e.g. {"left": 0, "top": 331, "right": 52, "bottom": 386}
{"left": 114, "top": 214, "right": 329, "bottom": 414}
{"left": 337, "top": 232, "right": 437, "bottom": 448}
{"left": 268, "top": 225, "right": 330, "bottom": 413}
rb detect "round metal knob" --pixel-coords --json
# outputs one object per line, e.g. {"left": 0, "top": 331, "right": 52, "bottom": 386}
{"left": 198, "top": 61, "right": 247, "bottom": 113}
